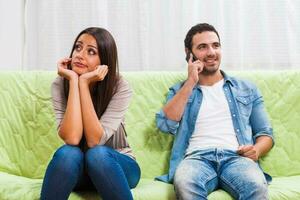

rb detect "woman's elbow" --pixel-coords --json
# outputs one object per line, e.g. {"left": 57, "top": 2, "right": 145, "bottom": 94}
{"left": 58, "top": 130, "right": 82, "bottom": 146}
{"left": 64, "top": 138, "right": 81, "bottom": 146}
{"left": 86, "top": 139, "right": 100, "bottom": 148}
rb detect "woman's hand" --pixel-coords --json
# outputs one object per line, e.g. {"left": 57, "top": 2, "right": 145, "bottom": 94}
{"left": 79, "top": 65, "right": 108, "bottom": 85}
{"left": 57, "top": 58, "right": 78, "bottom": 80}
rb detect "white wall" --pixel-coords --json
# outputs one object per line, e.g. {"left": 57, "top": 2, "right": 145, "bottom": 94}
{"left": 1, "top": 0, "right": 300, "bottom": 71}
{"left": 0, "top": 0, "right": 24, "bottom": 70}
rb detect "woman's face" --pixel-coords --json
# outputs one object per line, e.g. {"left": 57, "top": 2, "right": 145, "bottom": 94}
{"left": 71, "top": 33, "right": 100, "bottom": 75}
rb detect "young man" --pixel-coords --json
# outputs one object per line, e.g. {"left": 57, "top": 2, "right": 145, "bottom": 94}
{"left": 156, "top": 23, "right": 274, "bottom": 200}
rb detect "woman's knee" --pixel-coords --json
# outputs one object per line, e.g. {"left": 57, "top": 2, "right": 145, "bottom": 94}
{"left": 85, "top": 146, "right": 114, "bottom": 168}
{"left": 51, "top": 145, "right": 84, "bottom": 172}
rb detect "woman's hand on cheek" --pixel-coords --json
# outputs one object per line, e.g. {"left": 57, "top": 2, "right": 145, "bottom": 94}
{"left": 79, "top": 65, "right": 108, "bottom": 85}
{"left": 57, "top": 58, "right": 78, "bottom": 80}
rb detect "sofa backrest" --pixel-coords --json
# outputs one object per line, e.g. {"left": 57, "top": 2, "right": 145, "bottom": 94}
{"left": 0, "top": 71, "right": 300, "bottom": 179}
{"left": 0, "top": 71, "right": 60, "bottom": 178}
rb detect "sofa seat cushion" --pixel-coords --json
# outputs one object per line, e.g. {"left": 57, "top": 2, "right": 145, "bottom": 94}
{"left": 1, "top": 172, "right": 300, "bottom": 200}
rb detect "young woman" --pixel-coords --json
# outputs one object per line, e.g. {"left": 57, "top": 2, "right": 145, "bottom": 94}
{"left": 40, "top": 27, "right": 140, "bottom": 200}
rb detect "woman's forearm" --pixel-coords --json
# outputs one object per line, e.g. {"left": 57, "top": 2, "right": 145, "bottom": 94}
{"left": 79, "top": 78, "right": 104, "bottom": 148}
{"left": 58, "top": 78, "right": 83, "bottom": 145}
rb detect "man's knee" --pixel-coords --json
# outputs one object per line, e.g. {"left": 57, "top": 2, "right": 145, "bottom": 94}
{"left": 174, "top": 170, "right": 196, "bottom": 200}
{"left": 221, "top": 169, "right": 268, "bottom": 199}
{"left": 243, "top": 177, "right": 268, "bottom": 199}
{"left": 174, "top": 162, "right": 211, "bottom": 200}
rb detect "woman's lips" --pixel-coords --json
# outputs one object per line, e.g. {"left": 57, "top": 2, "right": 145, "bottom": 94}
{"left": 73, "top": 62, "right": 87, "bottom": 68}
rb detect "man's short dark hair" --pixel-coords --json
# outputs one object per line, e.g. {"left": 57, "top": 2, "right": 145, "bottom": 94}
{"left": 184, "top": 23, "right": 220, "bottom": 50}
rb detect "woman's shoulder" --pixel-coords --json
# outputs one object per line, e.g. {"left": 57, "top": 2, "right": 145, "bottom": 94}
{"left": 51, "top": 76, "right": 64, "bottom": 97}
{"left": 116, "top": 75, "right": 131, "bottom": 90}
{"left": 52, "top": 76, "right": 64, "bottom": 88}
{"left": 114, "top": 75, "right": 132, "bottom": 97}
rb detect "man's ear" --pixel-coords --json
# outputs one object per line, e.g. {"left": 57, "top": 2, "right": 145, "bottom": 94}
{"left": 185, "top": 48, "right": 190, "bottom": 62}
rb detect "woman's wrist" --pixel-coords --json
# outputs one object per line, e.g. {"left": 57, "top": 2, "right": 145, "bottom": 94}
{"left": 69, "top": 75, "right": 79, "bottom": 85}
{"left": 79, "top": 76, "right": 90, "bottom": 88}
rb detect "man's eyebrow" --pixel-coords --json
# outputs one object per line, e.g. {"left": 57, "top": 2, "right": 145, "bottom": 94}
{"left": 196, "top": 43, "right": 207, "bottom": 47}
{"left": 196, "top": 42, "right": 220, "bottom": 47}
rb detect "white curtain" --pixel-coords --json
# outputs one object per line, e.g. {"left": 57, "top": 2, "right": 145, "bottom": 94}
{"left": 0, "top": 0, "right": 24, "bottom": 70}
{"left": 1, "top": 0, "right": 300, "bottom": 71}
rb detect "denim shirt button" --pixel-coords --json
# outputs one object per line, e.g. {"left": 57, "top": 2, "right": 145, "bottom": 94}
{"left": 233, "top": 114, "right": 236, "bottom": 117}
{"left": 236, "top": 129, "right": 240, "bottom": 132}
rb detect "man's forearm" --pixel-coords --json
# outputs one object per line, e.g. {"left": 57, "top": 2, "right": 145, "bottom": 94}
{"left": 255, "top": 135, "right": 273, "bottom": 158}
{"left": 163, "top": 79, "right": 195, "bottom": 121}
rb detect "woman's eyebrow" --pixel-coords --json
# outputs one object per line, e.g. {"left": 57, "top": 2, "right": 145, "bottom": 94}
{"left": 87, "top": 45, "right": 98, "bottom": 49}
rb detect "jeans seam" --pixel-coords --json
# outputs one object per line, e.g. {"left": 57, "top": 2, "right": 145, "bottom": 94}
{"left": 219, "top": 175, "right": 239, "bottom": 199}
{"left": 205, "top": 174, "right": 218, "bottom": 195}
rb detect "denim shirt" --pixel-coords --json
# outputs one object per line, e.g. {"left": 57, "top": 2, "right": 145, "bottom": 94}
{"left": 155, "top": 71, "right": 274, "bottom": 183}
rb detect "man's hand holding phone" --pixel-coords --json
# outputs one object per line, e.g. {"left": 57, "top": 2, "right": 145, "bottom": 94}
{"left": 187, "top": 53, "right": 204, "bottom": 86}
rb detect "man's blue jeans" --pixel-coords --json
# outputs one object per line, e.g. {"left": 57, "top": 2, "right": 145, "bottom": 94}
{"left": 174, "top": 148, "right": 268, "bottom": 200}
{"left": 40, "top": 145, "right": 140, "bottom": 200}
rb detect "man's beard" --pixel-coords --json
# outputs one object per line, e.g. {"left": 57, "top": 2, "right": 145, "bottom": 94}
{"left": 200, "top": 65, "right": 219, "bottom": 76}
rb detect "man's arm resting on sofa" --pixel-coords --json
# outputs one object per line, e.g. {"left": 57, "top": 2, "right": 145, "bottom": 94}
{"left": 237, "top": 135, "right": 273, "bottom": 161}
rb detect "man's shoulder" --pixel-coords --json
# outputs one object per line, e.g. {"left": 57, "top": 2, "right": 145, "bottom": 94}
{"left": 169, "top": 81, "right": 186, "bottom": 92}
{"left": 226, "top": 74, "right": 258, "bottom": 90}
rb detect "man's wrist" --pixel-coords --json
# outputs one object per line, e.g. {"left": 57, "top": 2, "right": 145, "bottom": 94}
{"left": 185, "top": 78, "right": 197, "bottom": 89}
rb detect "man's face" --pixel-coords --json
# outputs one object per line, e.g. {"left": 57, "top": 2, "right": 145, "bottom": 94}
{"left": 191, "top": 31, "right": 221, "bottom": 75}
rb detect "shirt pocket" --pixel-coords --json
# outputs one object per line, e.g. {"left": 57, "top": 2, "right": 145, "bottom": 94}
{"left": 236, "top": 95, "right": 253, "bottom": 118}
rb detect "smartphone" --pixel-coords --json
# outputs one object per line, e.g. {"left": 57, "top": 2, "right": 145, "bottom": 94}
{"left": 185, "top": 50, "right": 198, "bottom": 62}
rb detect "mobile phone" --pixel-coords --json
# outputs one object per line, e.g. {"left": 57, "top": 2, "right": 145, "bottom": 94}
{"left": 185, "top": 50, "right": 198, "bottom": 62}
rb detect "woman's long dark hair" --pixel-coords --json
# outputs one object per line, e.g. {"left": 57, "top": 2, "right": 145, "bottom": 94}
{"left": 64, "top": 27, "right": 119, "bottom": 119}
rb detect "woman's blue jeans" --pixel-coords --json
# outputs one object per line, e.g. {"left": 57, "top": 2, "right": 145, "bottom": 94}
{"left": 40, "top": 145, "right": 141, "bottom": 200}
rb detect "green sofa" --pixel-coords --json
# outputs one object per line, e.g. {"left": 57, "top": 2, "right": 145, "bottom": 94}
{"left": 0, "top": 71, "right": 300, "bottom": 200}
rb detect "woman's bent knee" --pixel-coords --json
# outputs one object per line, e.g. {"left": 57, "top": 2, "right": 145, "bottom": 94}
{"left": 51, "top": 145, "right": 84, "bottom": 172}
{"left": 85, "top": 146, "right": 114, "bottom": 165}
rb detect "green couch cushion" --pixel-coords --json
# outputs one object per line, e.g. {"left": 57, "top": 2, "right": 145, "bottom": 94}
{"left": 0, "top": 72, "right": 61, "bottom": 178}
{"left": 0, "top": 71, "right": 300, "bottom": 199}
{"left": 1, "top": 172, "right": 300, "bottom": 200}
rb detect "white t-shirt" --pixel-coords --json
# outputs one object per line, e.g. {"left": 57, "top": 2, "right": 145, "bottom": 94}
{"left": 186, "top": 79, "right": 239, "bottom": 155}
